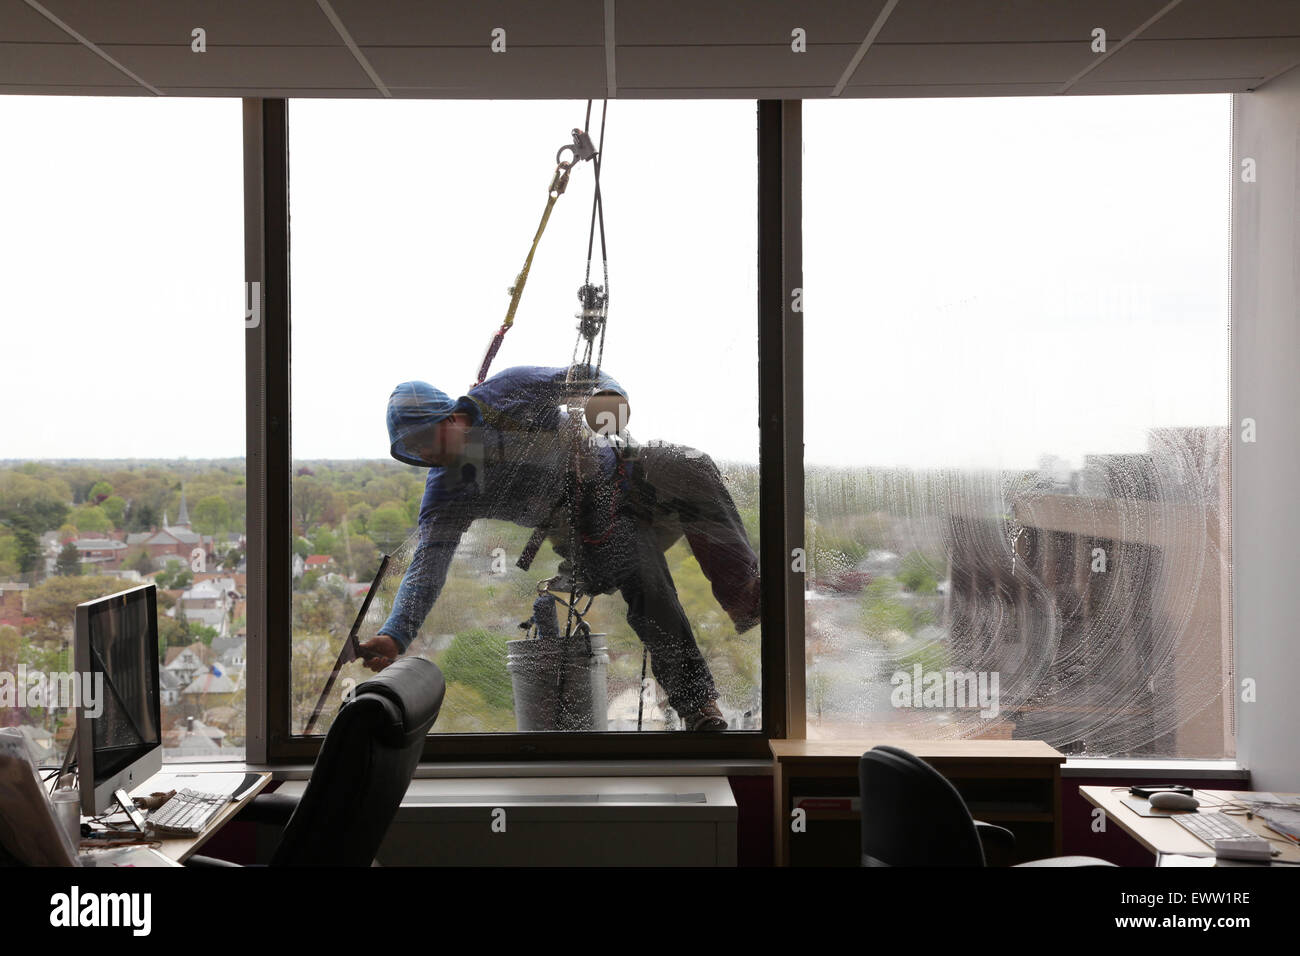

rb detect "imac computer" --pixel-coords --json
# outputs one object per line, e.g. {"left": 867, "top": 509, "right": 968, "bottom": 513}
{"left": 74, "top": 583, "right": 162, "bottom": 817}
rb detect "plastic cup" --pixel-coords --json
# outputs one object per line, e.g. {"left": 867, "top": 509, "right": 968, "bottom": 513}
{"left": 50, "top": 789, "right": 81, "bottom": 846}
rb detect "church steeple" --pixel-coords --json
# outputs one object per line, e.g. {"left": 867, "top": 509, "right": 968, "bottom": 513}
{"left": 175, "top": 488, "right": 191, "bottom": 529}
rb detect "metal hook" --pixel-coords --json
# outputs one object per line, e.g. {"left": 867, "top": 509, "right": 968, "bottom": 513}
{"left": 556, "top": 128, "right": 597, "bottom": 167}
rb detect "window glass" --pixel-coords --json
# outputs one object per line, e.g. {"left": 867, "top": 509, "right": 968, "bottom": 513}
{"left": 0, "top": 97, "right": 245, "bottom": 765}
{"left": 804, "top": 95, "right": 1232, "bottom": 757}
{"left": 289, "top": 101, "right": 760, "bottom": 736}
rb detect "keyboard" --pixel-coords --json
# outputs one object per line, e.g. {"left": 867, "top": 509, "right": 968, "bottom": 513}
{"left": 147, "top": 788, "right": 229, "bottom": 836}
{"left": 1172, "top": 811, "right": 1260, "bottom": 847}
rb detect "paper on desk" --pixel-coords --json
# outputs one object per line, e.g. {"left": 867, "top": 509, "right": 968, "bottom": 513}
{"left": 140, "top": 772, "right": 246, "bottom": 799}
{"left": 80, "top": 846, "right": 180, "bottom": 867}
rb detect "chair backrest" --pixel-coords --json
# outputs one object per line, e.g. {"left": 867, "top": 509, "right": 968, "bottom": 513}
{"left": 272, "top": 657, "right": 445, "bottom": 866}
{"left": 858, "top": 745, "right": 985, "bottom": 866}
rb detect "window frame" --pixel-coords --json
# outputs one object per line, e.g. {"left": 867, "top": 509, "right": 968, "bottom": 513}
{"left": 246, "top": 98, "right": 801, "bottom": 762}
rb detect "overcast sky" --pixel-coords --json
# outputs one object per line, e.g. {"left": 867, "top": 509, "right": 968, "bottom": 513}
{"left": 0, "top": 93, "right": 1229, "bottom": 470}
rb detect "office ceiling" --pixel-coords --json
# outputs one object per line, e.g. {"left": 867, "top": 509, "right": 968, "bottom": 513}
{"left": 1, "top": 0, "right": 1298, "bottom": 99}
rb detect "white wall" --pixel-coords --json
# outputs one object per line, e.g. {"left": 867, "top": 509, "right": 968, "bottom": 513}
{"left": 1233, "top": 70, "right": 1300, "bottom": 792}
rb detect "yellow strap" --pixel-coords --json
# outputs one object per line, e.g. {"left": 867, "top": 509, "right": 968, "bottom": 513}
{"left": 503, "top": 165, "right": 570, "bottom": 330}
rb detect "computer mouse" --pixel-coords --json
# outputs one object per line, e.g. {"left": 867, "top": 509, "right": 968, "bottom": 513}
{"left": 1150, "top": 791, "right": 1200, "bottom": 811}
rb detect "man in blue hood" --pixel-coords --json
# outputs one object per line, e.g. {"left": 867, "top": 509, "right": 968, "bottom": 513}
{"left": 359, "top": 363, "right": 761, "bottom": 732}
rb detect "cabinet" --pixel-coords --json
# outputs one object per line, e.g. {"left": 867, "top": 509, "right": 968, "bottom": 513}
{"left": 771, "top": 739, "right": 1064, "bottom": 866}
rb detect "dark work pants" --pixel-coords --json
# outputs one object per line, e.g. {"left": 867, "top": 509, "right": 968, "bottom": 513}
{"left": 554, "top": 443, "right": 760, "bottom": 716}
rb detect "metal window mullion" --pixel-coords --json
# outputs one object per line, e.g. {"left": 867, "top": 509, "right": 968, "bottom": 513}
{"left": 244, "top": 98, "right": 292, "bottom": 762}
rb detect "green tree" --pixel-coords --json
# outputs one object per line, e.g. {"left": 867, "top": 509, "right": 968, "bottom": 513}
{"left": 128, "top": 502, "right": 159, "bottom": 533}
{"left": 124, "top": 547, "right": 155, "bottom": 575}
{"left": 899, "top": 551, "right": 940, "bottom": 593}
{"left": 56, "top": 541, "right": 82, "bottom": 576}
{"left": 71, "top": 505, "right": 110, "bottom": 534}
{"left": 0, "top": 471, "right": 70, "bottom": 534}
{"left": 307, "top": 527, "right": 338, "bottom": 557}
{"left": 88, "top": 480, "right": 113, "bottom": 504}
{"left": 24, "top": 575, "right": 133, "bottom": 641}
{"left": 192, "top": 495, "right": 231, "bottom": 536}
{"left": 14, "top": 529, "right": 39, "bottom": 574}
{"left": 100, "top": 496, "right": 127, "bottom": 528}
{"left": 156, "top": 560, "right": 193, "bottom": 590}
{"left": 439, "top": 629, "right": 514, "bottom": 711}
{"left": 367, "top": 504, "right": 409, "bottom": 553}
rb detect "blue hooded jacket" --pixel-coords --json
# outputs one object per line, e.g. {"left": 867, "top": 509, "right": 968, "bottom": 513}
{"left": 378, "top": 365, "right": 627, "bottom": 651}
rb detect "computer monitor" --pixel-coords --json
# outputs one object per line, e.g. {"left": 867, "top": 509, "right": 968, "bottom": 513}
{"left": 74, "top": 584, "right": 162, "bottom": 816}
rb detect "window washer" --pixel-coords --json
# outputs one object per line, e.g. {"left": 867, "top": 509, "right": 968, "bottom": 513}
{"left": 357, "top": 363, "right": 761, "bottom": 732}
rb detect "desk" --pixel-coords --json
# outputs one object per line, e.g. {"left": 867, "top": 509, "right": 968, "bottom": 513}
{"left": 83, "top": 770, "right": 271, "bottom": 865}
{"left": 771, "top": 739, "right": 1065, "bottom": 866}
{"left": 1079, "top": 786, "right": 1300, "bottom": 866}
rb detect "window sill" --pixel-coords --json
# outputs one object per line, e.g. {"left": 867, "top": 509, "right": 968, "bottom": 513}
{"left": 1062, "top": 758, "right": 1245, "bottom": 779}
{"left": 162, "top": 755, "right": 1246, "bottom": 782}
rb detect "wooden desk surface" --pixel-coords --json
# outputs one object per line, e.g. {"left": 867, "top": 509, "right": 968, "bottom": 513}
{"left": 83, "top": 770, "right": 272, "bottom": 864}
{"left": 1080, "top": 786, "right": 1300, "bottom": 865}
{"left": 770, "top": 739, "right": 1064, "bottom": 764}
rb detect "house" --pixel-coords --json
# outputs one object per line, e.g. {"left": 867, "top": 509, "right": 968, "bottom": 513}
{"left": 162, "top": 716, "right": 225, "bottom": 757}
{"left": 0, "top": 582, "right": 27, "bottom": 626}
{"left": 304, "top": 554, "right": 335, "bottom": 572}
{"left": 211, "top": 636, "right": 246, "bottom": 670}
{"left": 163, "top": 643, "right": 215, "bottom": 688}
{"left": 158, "top": 669, "right": 183, "bottom": 707}
{"left": 181, "top": 669, "right": 237, "bottom": 710}
{"left": 72, "top": 536, "right": 128, "bottom": 569}
{"left": 125, "top": 495, "right": 216, "bottom": 569}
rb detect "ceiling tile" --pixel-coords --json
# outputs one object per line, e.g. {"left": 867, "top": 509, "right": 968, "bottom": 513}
{"left": 365, "top": 45, "right": 604, "bottom": 94}
{"left": 617, "top": 86, "right": 817, "bottom": 98}
{"left": 844, "top": 81, "right": 1063, "bottom": 97}
{"left": 101, "top": 43, "right": 373, "bottom": 88}
{"left": 328, "top": 0, "right": 604, "bottom": 46}
{"left": 1069, "top": 77, "right": 1259, "bottom": 93}
{"left": 616, "top": 0, "right": 888, "bottom": 46}
{"left": 1085, "top": 37, "right": 1300, "bottom": 81}
{"left": 876, "top": 0, "right": 1171, "bottom": 43}
{"left": 0, "top": 40, "right": 136, "bottom": 85}
{"left": 620, "top": 43, "right": 858, "bottom": 88}
{"left": 39, "top": 0, "right": 339, "bottom": 45}
{"left": 0, "top": 82, "right": 151, "bottom": 94}
{"left": 850, "top": 41, "right": 1092, "bottom": 86}
{"left": 1141, "top": 0, "right": 1300, "bottom": 40}
{"left": 0, "top": 0, "right": 79, "bottom": 42}
{"left": 159, "top": 85, "right": 384, "bottom": 98}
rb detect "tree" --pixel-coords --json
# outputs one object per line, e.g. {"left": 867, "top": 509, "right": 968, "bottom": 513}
{"left": 156, "top": 560, "right": 192, "bottom": 590}
{"left": 158, "top": 616, "right": 188, "bottom": 650}
{"left": 0, "top": 533, "right": 16, "bottom": 577}
{"left": 71, "top": 505, "right": 110, "bottom": 534}
{"left": 88, "top": 480, "right": 113, "bottom": 505}
{"left": 367, "top": 504, "right": 409, "bottom": 553}
{"left": 56, "top": 541, "right": 82, "bottom": 576}
{"left": 14, "top": 529, "right": 38, "bottom": 574}
{"left": 0, "top": 471, "right": 69, "bottom": 535}
{"left": 291, "top": 475, "right": 339, "bottom": 536}
{"left": 439, "top": 629, "right": 514, "bottom": 711}
{"left": 24, "top": 575, "right": 133, "bottom": 642}
{"left": 124, "top": 547, "right": 155, "bottom": 575}
{"left": 192, "top": 495, "right": 231, "bottom": 536}
{"left": 100, "top": 496, "right": 127, "bottom": 528}
{"left": 128, "top": 502, "right": 159, "bottom": 533}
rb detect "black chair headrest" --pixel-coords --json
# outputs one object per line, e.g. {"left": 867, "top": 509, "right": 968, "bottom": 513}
{"left": 350, "top": 657, "right": 445, "bottom": 747}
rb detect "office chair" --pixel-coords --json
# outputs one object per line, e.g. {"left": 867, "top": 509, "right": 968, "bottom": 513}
{"left": 189, "top": 657, "right": 445, "bottom": 866}
{"left": 859, "top": 745, "right": 1114, "bottom": 867}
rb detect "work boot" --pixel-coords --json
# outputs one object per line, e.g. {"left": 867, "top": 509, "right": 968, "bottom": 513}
{"left": 681, "top": 701, "right": 728, "bottom": 732}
